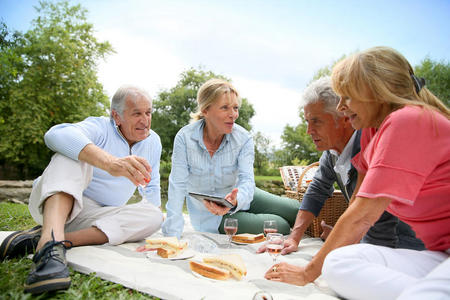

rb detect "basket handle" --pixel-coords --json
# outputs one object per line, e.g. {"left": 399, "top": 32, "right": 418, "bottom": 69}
{"left": 296, "top": 162, "right": 319, "bottom": 191}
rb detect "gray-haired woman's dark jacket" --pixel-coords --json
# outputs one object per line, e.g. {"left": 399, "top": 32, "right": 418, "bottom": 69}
{"left": 300, "top": 130, "right": 425, "bottom": 250}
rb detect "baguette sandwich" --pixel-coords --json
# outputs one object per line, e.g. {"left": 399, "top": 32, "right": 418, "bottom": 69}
{"left": 232, "top": 233, "right": 265, "bottom": 244}
{"left": 145, "top": 236, "right": 187, "bottom": 258}
{"left": 202, "top": 254, "right": 247, "bottom": 280}
{"left": 189, "top": 261, "right": 231, "bottom": 280}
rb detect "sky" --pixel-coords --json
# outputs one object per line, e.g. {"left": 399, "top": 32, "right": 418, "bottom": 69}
{"left": 1, "top": 0, "right": 450, "bottom": 147}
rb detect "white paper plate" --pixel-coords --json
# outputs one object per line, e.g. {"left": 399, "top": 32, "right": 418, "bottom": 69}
{"left": 231, "top": 240, "right": 265, "bottom": 245}
{"left": 146, "top": 249, "right": 195, "bottom": 261}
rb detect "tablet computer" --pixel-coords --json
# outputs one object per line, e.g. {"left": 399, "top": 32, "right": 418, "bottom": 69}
{"left": 188, "top": 192, "right": 234, "bottom": 208}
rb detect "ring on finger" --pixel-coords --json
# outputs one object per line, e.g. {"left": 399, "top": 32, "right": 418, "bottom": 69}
{"left": 272, "top": 266, "right": 277, "bottom": 272}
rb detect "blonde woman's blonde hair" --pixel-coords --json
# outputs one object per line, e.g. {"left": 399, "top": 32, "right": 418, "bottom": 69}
{"left": 190, "top": 78, "right": 241, "bottom": 121}
{"left": 331, "top": 46, "right": 449, "bottom": 119}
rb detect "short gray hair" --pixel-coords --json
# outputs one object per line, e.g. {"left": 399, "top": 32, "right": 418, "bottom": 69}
{"left": 301, "top": 76, "right": 342, "bottom": 119}
{"left": 110, "top": 85, "right": 152, "bottom": 118}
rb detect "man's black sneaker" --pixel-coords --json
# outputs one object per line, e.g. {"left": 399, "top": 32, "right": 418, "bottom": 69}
{"left": 24, "top": 235, "right": 73, "bottom": 294}
{"left": 0, "top": 225, "right": 42, "bottom": 260}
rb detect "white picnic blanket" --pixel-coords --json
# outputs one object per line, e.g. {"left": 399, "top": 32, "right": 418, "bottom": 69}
{"left": 0, "top": 215, "right": 339, "bottom": 300}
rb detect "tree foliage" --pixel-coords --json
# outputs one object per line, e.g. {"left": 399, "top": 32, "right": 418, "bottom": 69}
{"left": 278, "top": 112, "right": 321, "bottom": 165}
{"left": 414, "top": 57, "right": 449, "bottom": 108}
{"left": 253, "top": 131, "right": 271, "bottom": 174}
{"left": 275, "top": 54, "right": 449, "bottom": 168}
{"left": 151, "top": 68, "right": 255, "bottom": 159}
{"left": 0, "top": 1, "right": 113, "bottom": 178}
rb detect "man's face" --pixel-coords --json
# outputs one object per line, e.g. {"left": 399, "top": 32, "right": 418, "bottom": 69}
{"left": 304, "top": 102, "right": 348, "bottom": 152}
{"left": 112, "top": 95, "right": 152, "bottom": 146}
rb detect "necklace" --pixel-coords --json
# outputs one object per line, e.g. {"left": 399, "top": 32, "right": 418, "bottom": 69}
{"left": 203, "top": 127, "right": 223, "bottom": 156}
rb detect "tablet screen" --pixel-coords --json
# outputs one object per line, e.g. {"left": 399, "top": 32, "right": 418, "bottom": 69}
{"left": 188, "top": 192, "right": 234, "bottom": 208}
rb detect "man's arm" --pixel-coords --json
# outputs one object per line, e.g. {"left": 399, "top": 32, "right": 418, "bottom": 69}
{"left": 281, "top": 210, "right": 315, "bottom": 254}
{"left": 258, "top": 153, "right": 336, "bottom": 255}
{"left": 300, "top": 152, "right": 337, "bottom": 216}
{"left": 45, "top": 118, "right": 151, "bottom": 187}
{"left": 78, "top": 143, "right": 150, "bottom": 187}
{"left": 265, "top": 195, "right": 391, "bottom": 285}
{"left": 257, "top": 209, "right": 315, "bottom": 254}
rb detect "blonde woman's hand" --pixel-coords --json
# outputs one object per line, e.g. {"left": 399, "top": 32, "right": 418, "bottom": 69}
{"left": 203, "top": 188, "right": 238, "bottom": 216}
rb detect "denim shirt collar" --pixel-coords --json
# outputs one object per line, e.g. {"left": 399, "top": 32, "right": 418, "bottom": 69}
{"left": 190, "top": 119, "right": 230, "bottom": 153}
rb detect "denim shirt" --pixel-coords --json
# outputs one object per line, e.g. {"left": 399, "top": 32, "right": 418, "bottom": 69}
{"left": 162, "top": 119, "right": 255, "bottom": 238}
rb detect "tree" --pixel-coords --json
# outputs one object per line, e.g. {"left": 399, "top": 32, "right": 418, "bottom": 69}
{"left": 414, "top": 57, "right": 449, "bottom": 108}
{"left": 151, "top": 67, "right": 255, "bottom": 159}
{"left": 253, "top": 131, "right": 271, "bottom": 174}
{"left": 279, "top": 112, "right": 321, "bottom": 165}
{"left": 0, "top": 1, "right": 113, "bottom": 178}
{"left": 311, "top": 54, "right": 347, "bottom": 82}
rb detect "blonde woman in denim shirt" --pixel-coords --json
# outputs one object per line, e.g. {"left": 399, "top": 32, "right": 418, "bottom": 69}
{"left": 162, "top": 79, "right": 299, "bottom": 239}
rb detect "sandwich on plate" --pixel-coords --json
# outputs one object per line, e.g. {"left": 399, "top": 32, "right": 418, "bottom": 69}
{"left": 189, "top": 261, "right": 231, "bottom": 280}
{"left": 145, "top": 236, "right": 188, "bottom": 258}
{"left": 199, "top": 254, "right": 247, "bottom": 280}
{"left": 232, "top": 233, "right": 265, "bottom": 244}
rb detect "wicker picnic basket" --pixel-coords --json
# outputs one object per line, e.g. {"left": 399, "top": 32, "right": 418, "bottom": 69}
{"left": 279, "top": 162, "right": 348, "bottom": 237}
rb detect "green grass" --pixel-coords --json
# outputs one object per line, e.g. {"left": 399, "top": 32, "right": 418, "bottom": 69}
{"left": 254, "top": 175, "right": 282, "bottom": 182}
{"left": 0, "top": 202, "right": 159, "bottom": 299}
{"left": 0, "top": 177, "right": 279, "bottom": 298}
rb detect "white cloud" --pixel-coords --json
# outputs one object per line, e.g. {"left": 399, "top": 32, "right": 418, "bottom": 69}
{"left": 96, "top": 29, "right": 186, "bottom": 99}
{"left": 233, "top": 76, "right": 302, "bottom": 148}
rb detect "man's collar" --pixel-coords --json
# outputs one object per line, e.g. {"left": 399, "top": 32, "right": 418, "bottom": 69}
{"left": 330, "top": 131, "right": 357, "bottom": 159}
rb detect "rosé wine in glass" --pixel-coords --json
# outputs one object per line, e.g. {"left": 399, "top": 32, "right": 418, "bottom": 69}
{"left": 263, "top": 220, "right": 278, "bottom": 236}
{"left": 224, "top": 218, "right": 238, "bottom": 248}
{"left": 266, "top": 233, "right": 283, "bottom": 263}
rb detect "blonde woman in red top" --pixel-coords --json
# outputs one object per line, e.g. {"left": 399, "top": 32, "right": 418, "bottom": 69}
{"left": 265, "top": 46, "right": 450, "bottom": 300}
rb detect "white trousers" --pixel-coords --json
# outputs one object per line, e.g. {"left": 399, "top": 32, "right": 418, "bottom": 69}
{"left": 322, "top": 243, "right": 450, "bottom": 300}
{"left": 28, "top": 153, "right": 163, "bottom": 245}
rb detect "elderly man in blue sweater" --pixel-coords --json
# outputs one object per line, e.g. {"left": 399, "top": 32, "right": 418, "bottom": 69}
{"left": 0, "top": 86, "right": 163, "bottom": 294}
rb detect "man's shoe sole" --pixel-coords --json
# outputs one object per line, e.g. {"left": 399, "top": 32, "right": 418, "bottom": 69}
{"left": 0, "top": 225, "right": 42, "bottom": 260}
{"left": 24, "top": 277, "right": 71, "bottom": 294}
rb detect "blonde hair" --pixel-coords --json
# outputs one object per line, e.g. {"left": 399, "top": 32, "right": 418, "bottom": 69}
{"left": 190, "top": 78, "right": 241, "bottom": 121}
{"left": 331, "top": 46, "right": 449, "bottom": 119}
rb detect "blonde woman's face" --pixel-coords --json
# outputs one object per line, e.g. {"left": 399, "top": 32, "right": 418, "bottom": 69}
{"left": 203, "top": 93, "right": 239, "bottom": 135}
{"left": 336, "top": 95, "right": 384, "bottom": 129}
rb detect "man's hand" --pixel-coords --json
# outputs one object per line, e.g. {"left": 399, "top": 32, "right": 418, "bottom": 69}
{"left": 264, "top": 262, "right": 314, "bottom": 286}
{"left": 107, "top": 155, "right": 151, "bottom": 186}
{"left": 79, "top": 144, "right": 151, "bottom": 186}
{"left": 257, "top": 237, "right": 299, "bottom": 255}
{"left": 203, "top": 188, "right": 238, "bottom": 216}
{"left": 320, "top": 220, "right": 333, "bottom": 241}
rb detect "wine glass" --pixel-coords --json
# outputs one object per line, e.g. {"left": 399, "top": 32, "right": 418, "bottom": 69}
{"left": 139, "top": 184, "right": 147, "bottom": 202}
{"left": 252, "top": 291, "right": 273, "bottom": 300}
{"left": 266, "top": 233, "right": 284, "bottom": 263}
{"left": 223, "top": 218, "right": 238, "bottom": 248}
{"left": 139, "top": 177, "right": 150, "bottom": 202}
{"left": 263, "top": 220, "right": 278, "bottom": 236}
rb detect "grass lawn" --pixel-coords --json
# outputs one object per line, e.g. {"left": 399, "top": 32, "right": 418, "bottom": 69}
{"left": 0, "top": 202, "right": 159, "bottom": 299}
{"left": 0, "top": 177, "right": 279, "bottom": 298}
{"left": 254, "top": 175, "right": 282, "bottom": 182}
